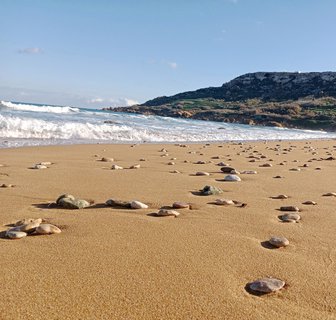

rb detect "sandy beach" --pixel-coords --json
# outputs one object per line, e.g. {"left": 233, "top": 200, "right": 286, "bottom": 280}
{"left": 1, "top": 140, "right": 336, "bottom": 320}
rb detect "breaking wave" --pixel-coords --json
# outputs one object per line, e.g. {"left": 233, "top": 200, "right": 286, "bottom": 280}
{"left": 0, "top": 100, "right": 80, "bottom": 114}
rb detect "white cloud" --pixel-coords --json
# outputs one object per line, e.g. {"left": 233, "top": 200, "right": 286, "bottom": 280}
{"left": 18, "top": 47, "right": 43, "bottom": 54}
{"left": 89, "top": 98, "right": 104, "bottom": 103}
{"left": 168, "top": 61, "right": 177, "bottom": 69}
{"left": 108, "top": 98, "right": 139, "bottom": 107}
{"left": 87, "top": 97, "right": 139, "bottom": 107}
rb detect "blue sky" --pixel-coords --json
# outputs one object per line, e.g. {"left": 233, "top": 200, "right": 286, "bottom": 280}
{"left": 1, "top": 0, "right": 335, "bottom": 108}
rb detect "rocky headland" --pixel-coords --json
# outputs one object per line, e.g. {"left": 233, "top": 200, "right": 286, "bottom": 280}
{"left": 105, "top": 72, "right": 336, "bottom": 131}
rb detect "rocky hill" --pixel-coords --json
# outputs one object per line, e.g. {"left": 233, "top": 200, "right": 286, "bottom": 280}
{"left": 105, "top": 72, "right": 336, "bottom": 131}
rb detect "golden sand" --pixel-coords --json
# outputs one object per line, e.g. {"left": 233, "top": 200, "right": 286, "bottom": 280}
{"left": 0, "top": 140, "right": 336, "bottom": 319}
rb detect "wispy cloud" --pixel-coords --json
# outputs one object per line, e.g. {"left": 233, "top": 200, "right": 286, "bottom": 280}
{"left": 89, "top": 98, "right": 104, "bottom": 103}
{"left": 87, "top": 97, "right": 139, "bottom": 107}
{"left": 167, "top": 61, "right": 178, "bottom": 69}
{"left": 18, "top": 47, "right": 43, "bottom": 54}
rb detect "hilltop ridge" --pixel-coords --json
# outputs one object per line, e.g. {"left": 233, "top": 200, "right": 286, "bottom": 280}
{"left": 105, "top": 72, "right": 336, "bottom": 131}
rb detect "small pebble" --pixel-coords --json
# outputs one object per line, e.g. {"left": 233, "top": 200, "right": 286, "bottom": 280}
{"left": 220, "top": 166, "right": 235, "bottom": 173}
{"left": 241, "top": 170, "right": 257, "bottom": 174}
{"left": 196, "top": 171, "right": 210, "bottom": 176}
{"left": 35, "top": 224, "right": 61, "bottom": 235}
{"left": 15, "top": 218, "right": 42, "bottom": 227}
{"left": 259, "top": 163, "right": 272, "bottom": 167}
{"left": 302, "top": 200, "right": 317, "bottom": 205}
{"left": 106, "top": 199, "right": 131, "bottom": 208}
{"left": 248, "top": 278, "right": 285, "bottom": 294}
{"left": 272, "top": 195, "right": 288, "bottom": 199}
{"left": 195, "top": 161, "right": 206, "bottom": 164}
{"left": 129, "top": 164, "right": 140, "bottom": 169}
{"left": 280, "top": 213, "right": 301, "bottom": 223}
{"left": 200, "top": 185, "right": 223, "bottom": 195}
{"left": 6, "top": 230, "right": 27, "bottom": 239}
{"left": 157, "top": 209, "right": 180, "bottom": 217}
{"left": 323, "top": 192, "right": 336, "bottom": 197}
{"left": 101, "top": 157, "right": 114, "bottom": 162}
{"left": 111, "top": 165, "right": 123, "bottom": 170}
{"left": 172, "top": 202, "right": 190, "bottom": 209}
{"left": 215, "top": 199, "right": 234, "bottom": 205}
{"left": 269, "top": 236, "right": 289, "bottom": 248}
{"left": 0, "top": 184, "right": 14, "bottom": 188}
{"left": 280, "top": 206, "right": 300, "bottom": 212}
{"left": 32, "top": 164, "right": 47, "bottom": 169}
{"left": 223, "top": 174, "right": 241, "bottom": 182}
{"left": 130, "top": 201, "right": 148, "bottom": 209}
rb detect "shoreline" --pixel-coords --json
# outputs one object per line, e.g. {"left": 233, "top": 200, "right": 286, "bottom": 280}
{"left": 1, "top": 136, "right": 336, "bottom": 150}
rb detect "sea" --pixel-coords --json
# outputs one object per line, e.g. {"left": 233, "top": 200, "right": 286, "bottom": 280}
{"left": 1, "top": 100, "right": 336, "bottom": 148}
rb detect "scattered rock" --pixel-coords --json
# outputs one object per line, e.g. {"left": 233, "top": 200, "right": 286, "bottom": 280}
{"left": 56, "top": 194, "right": 90, "bottom": 209}
{"left": 56, "top": 194, "right": 75, "bottom": 204}
{"left": 129, "top": 164, "right": 141, "bottom": 169}
{"left": 241, "top": 170, "right": 257, "bottom": 174}
{"left": 248, "top": 278, "right": 285, "bottom": 294}
{"left": 32, "top": 164, "right": 47, "bottom": 169}
{"left": 215, "top": 199, "right": 234, "bottom": 205}
{"left": 200, "top": 185, "right": 223, "bottom": 195}
{"left": 101, "top": 157, "right": 114, "bottom": 162}
{"left": 168, "top": 162, "right": 175, "bottom": 165}
{"left": 130, "top": 201, "right": 148, "bottom": 209}
{"left": 196, "top": 171, "right": 210, "bottom": 176}
{"left": 172, "top": 202, "right": 190, "bottom": 209}
{"left": 273, "top": 175, "right": 283, "bottom": 179}
{"left": 289, "top": 168, "right": 301, "bottom": 171}
{"left": 6, "top": 230, "right": 27, "bottom": 239}
{"left": 0, "top": 184, "right": 14, "bottom": 188}
{"left": 259, "top": 163, "right": 272, "bottom": 167}
{"left": 302, "top": 200, "right": 317, "bottom": 205}
{"left": 269, "top": 236, "right": 289, "bottom": 248}
{"left": 15, "top": 218, "right": 42, "bottom": 227}
{"left": 170, "top": 170, "right": 181, "bottom": 174}
{"left": 323, "top": 192, "right": 336, "bottom": 197}
{"left": 38, "top": 162, "right": 52, "bottom": 166}
{"left": 220, "top": 166, "right": 235, "bottom": 173}
{"left": 280, "top": 213, "right": 301, "bottom": 223}
{"left": 280, "top": 206, "right": 300, "bottom": 212}
{"left": 111, "top": 164, "right": 123, "bottom": 170}
{"left": 223, "top": 174, "right": 241, "bottom": 182}
{"left": 157, "top": 209, "right": 180, "bottom": 217}
{"left": 35, "top": 224, "right": 61, "bottom": 235}
{"left": 106, "top": 199, "right": 131, "bottom": 208}
{"left": 272, "top": 195, "right": 288, "bottom": 199}
{"left": 19, "top": 220, "right": 41, "bottom": 234}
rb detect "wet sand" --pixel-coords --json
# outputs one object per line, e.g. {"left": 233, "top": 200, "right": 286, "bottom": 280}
{"left": 0, "top": 140, "right": 336, "bottom": 319}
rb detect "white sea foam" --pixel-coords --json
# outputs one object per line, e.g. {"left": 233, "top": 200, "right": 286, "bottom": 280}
{"left": 0, "top": 100, "right": 79, "bottom": 114}
{"left": 1, "top": 101, "right": 336, "bottom": 148}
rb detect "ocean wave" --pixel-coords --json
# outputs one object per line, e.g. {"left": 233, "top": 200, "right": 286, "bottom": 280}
{"left": 1, "top": 113, "right": 336, "bottom": 146}
{"left": 0, "top": 100, "right": 80, "bottom": 114}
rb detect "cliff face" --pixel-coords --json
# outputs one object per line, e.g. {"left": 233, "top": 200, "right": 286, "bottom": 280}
{"left": 142, "top": 72, "right": 336, "bottom": 106}
{"left": 105, "top": 72, "right": 336, "bottom": 131}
